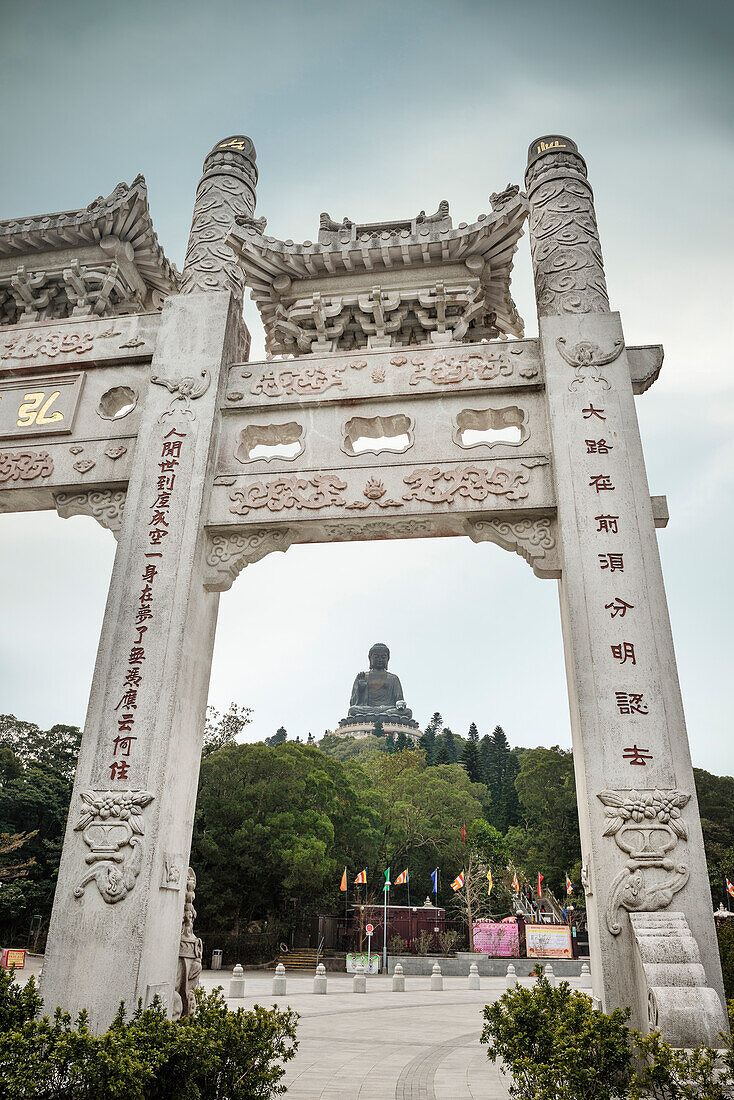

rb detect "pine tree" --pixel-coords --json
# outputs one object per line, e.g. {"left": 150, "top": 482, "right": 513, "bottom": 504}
{"left": 419, "top": 712, "right": 442, "bottom": 766}
{"left": 468, "top": 722, "right": 479, "bottom": 743}
{"left": 372, "top": 719, "right": 385, "bottom": 740}
{"left": 434, "top": 737, "right": 452, "bottom": 765}
{"left": 461, "top": 737, "right": 483, "bottom": 783}
{"left": 439, "top": 727, "right": 458, "bottom": 763}
{"left": 479, "top": 733, "right": 492, "bottom": 784}
{"left": 396, "top": 730, "right": 409, "bottom": 751}
{"left": 485, "top": 725, "right": 521, "bottom": 832}
{"left": 264, "top": 725, "right": 287, "bottom": 747}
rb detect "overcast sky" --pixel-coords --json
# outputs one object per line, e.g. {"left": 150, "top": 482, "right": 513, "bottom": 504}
{"left": 1, "top": 0, "right": 733, "bottom": 773}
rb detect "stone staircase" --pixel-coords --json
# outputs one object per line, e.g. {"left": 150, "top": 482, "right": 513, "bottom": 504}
{"left": 272, "top": 948, "right": 319, "bottom": 971}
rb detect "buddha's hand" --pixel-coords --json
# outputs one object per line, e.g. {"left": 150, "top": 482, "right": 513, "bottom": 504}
{"left": 356, "top": 672, "right": 367, "bottom": 682}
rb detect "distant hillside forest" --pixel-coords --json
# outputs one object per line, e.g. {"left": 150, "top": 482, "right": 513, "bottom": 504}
{"left": 1, "top": 708, "right": 733, "bottom": 949}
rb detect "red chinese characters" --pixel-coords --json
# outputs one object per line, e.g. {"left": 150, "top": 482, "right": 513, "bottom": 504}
{"left": 106, "top": 429, "right": 186, "bottom": 782}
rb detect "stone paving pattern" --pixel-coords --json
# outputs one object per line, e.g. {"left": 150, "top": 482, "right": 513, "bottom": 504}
{"left": 200, "top": 968, "right": 532, "bottom": 1098}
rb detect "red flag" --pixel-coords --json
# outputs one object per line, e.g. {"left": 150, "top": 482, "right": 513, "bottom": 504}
{"left": 537, "top": 872, "right": 544, "bottom": 897}
{"left": 461, "top": 823, "right": 467, "bottom": 844}
{"left": 727, "top": 877, "right": 734, "bottom": 898}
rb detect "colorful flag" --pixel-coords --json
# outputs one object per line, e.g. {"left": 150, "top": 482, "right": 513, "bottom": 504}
{"left": 565, "top": 874, "right": 573, "bottom": 896}
{"left": 431, "top": 868, "right": 439, "bottom": 894}
{"left": 340, "top": 867, "right": 347, "bottom": 892}
{"left": 394, "top": 869, "right": 408, "bottom": 885}
{"left": 461, "top": 823, "right": 467, "bottom": 844}
{"left": 537, "top": 872, "right": 544, "bottom": 897}
{"left": 727, "top": 877, "right": 734, "bottom": 898}
{"left": 512, "top": 872, "right": 520, "bottom": 894}
{"left": 383, "top": 867, "right": 391, "bottom": 893}
{"left": 354, "top": 869, "right": 367, "bottom": 884}
{"left": 451, "top": 871, "right": 465, "bottom": 891}
{"left": 487, "top": 869, "right": 493, "bottom": 896}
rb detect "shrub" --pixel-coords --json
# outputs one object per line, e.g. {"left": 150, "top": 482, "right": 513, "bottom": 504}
{"left": 416, "top": 930, "right": 433, "bottom": 956}
{"left": 481, "top": 978, "right": 734, "bottom": 1100}
{"left": 438, "top": 930, "right": 459, "bottom": 956}
{"left": 388, "top": 934, "right": 405, "bottom": 955}
{"left": 0, "top": 969, "right": 298, "bottom": 1099}
{"left": 481, "top": 977, "right": 634, "bottom": 1100}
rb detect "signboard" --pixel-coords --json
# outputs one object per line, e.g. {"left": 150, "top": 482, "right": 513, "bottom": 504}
{"left": 525, "top": 924, "right": 573, "bottom": 959}
{"left": 0, "top": 373, "right": 84, "bottom": 439}
{"left": 472, "top": 920, "right": 520, "bottom": 957}
{"left": 346, "top": 952, "right": 380, "bottom": 975}
{"left": 365, "top": 923, "right": 374, "bottom": 934}
{"left": 1, "top": 948, "right": 26, "bottom": 969}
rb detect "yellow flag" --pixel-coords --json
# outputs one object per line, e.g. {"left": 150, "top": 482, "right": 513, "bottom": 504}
{"left": 487, "top": 869, "right": 493, "bottom": 895}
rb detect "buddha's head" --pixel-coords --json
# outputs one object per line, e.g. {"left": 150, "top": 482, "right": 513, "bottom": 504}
{"left": 369, "top": 643, "right": 390, "bottom": 670}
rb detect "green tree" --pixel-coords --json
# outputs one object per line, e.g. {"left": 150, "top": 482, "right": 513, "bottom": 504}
{"left": 264, "top": 726, "right": 287, "bottom": 747}
{"left": 437, "top": 727, "right": 458, "bottom": 764}
{"left": 461, "top": 737, "right": 484, "bottom": 783}
{"left": 191, "top": 742, "right": 381, "bottom": 933}
{"left": 372, "top": 719, "right": 385, "bottom": 741}
{"left": 468, "top": 722, "right": 479, "bottom": 742}
{"left": 507, "top": 746, "right": 580, "bottom": 888}
{"left": 419, "top": 712, "right": 442, "bottom": 766}
{"left": 202, "top": 703, "right": 252, "bottom": 757}
{"left": 485, "top": 726, "right": 521, "bottom": 832}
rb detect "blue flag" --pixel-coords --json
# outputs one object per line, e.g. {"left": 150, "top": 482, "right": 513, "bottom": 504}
{"left": 431, "top": 868, "right": 438, "bottom": 894}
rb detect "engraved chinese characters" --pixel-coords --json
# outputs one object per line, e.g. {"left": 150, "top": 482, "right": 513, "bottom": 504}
{"left": 107, "top": 429, "right": 187, "bottom": 788}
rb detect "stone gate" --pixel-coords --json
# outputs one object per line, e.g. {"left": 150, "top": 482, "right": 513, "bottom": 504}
{"left": 0, "top": 133, "right": 727, "bottom": 1046}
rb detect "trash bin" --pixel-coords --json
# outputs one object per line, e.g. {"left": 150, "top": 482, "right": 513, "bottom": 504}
{"left": 211, "top": 949, "right": 223, "bottom": 970}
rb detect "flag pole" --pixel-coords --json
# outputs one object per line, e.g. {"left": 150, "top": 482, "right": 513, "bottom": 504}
{"left": 383, "top": 874, "right": 388, "bottom": 973}
{"left": 407, "top": 872, "right": 410, "bottom": 911}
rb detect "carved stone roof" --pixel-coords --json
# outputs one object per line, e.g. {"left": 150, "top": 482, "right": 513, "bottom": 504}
{"left": 0, "top": 176, "right": 180, "bottom": 326}
{"left": 229, "top": 186, "right": 528, "bottom": 358}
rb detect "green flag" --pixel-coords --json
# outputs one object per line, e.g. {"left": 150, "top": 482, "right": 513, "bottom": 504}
{"left": 384, "top": 867, "right": 391, "bottom": 892}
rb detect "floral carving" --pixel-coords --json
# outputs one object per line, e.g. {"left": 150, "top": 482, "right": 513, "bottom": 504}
{"left": 525, "top": 147, "right": 609, "bottom": 316}
{"left": 73, "top": 789, "right": 154, "bottom": 905}
{"left": 322, "top": 519, "right": 433, "bottom": 541}
{"left": 556, "top": 337, "right": 623, "bottom": 391}
{"left": 55, "top": 489, "right": 126, "bottom": 537}
{"left": 229, "top": 473, "right": 347, "bottom": 516}
{"left": 250, "top": 363, "right": 345, "bottom": 397}
{"left": 597, "top": 788, "right": 691, "bottom": 935}
{"left": 73, "top": 459, "right": 95, "bottom": 474}
{"left": 346, "top": 476, "right": 404, "bottom": 511}
{"left": 467, "top": 517, "right": 558, "bottom": 576}
{"left": 0, "top": 450, "right": 53, "bottom": 482}
{"left": 204, "top": 528, "right": 296, "bottom": 590}
{"left": 104, "top": 445, "right": 127, "bottom": 460}
{"left": 1, "top": 330, "right": 95, "bottom": 361}
{"left": 402, "top": 464, "right": 530, "bottom": 505}
{"left": 408, "top": 350, "right": 515, "bottom": 387}
{"left": 150, "top": 369, "right": 210, "bottom": 421}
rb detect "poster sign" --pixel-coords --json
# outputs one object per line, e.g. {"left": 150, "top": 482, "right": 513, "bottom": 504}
{"left": 1, "top": 948, "right": 26, "bottom": 969}
{"left": 346, "top": 952, "right": 380, "bottom": 974}
{"left": 472, "top": 920, "right": 519, "bottom": 957}
{"left": 525, "top": 924, "right": 573, "bottom": 959}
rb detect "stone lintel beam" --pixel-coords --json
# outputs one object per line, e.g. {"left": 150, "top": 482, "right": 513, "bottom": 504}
{"left": 0, "top": 313, "right": 160, "bottom": 375}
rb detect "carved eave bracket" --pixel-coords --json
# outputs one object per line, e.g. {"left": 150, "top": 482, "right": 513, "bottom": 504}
{"left": 55, "top": 489, "right": 126, "bottom": 539}
{"left": 466, "top": 515, "right": 560, "bottom": 579}
{"left": 203, "top": 528, "right": 295, "bottom": 592}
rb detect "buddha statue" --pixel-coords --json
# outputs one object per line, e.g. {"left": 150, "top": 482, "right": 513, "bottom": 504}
{"left": 339, "top": 643, "right": 418, "bottom": 729}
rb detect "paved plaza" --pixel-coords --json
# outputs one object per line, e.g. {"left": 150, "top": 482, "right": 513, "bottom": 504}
{"left": 201, "top": 968, "right": 525, "bottom": 1098}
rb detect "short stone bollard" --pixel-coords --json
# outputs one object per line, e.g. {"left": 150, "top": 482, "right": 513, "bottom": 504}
{"left": 228, "top": 963, "right": 245, "bottom": 998}
{"left": 313, "top": 962, "right": 327, "bottom": 994}
{"left": 505, "top": 963, "right": 518, "bottom": 988}
{"left": 392, "top": 962, "right": 405, "bottom": 992}
{"left": 353, "top": 961, "right": 367, "bottom": 993}
{"left": 430, "top": 962, "right": 443, "bottom": 991}
{"left": 544, "top": 964, "right": 556, "bottom": 987}
{"left": 578, "top": 962, "right": 592, "bottom": 989}
{"left": 468, "top": 962, "right": 480, "bottom": 990}
{"left": 272, "top": 962, "right": 287, "bottom": 996}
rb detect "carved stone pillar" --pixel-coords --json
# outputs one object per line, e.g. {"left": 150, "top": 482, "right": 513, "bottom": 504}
{"left": 180, "top": 136, "right": 258, "bottom": 299}
{"left": 41, "top": 138, "right": 254, "bottom": 1031}
{"left": 525, "top": 135, "right": 609, "bottom": 316}
{"left": 527, "top": 135, "right": 728, "bottom": 1043}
